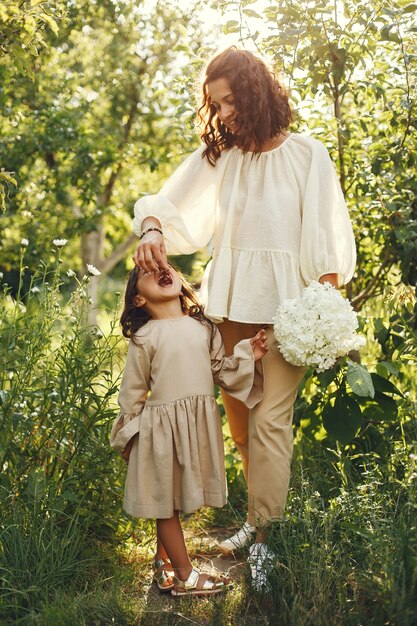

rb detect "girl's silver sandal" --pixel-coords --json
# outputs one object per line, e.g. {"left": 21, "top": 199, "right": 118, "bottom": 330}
{"left": 171, "top": 568, "right": 229, "bottom": 597}
{"left": 152, "top": 558, "right": 174, "bottom": 592}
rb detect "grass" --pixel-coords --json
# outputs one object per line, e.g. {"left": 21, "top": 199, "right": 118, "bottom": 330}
{"left": 1, "top": 260, "right": 416, "bottom": 625}
{"left": 1, "top": 397, "right": 416, "bottom": 626}
{"left": 3, "top": 455, "right": 414, "bottom": 626}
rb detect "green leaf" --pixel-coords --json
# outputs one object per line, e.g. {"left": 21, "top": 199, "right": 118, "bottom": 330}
{"left": 346, "top": 360, "right": 375, "bottom": 398}
{"left": 362, "top": 392, "right": 398, "bottom": 421}
{"left": 0, "top": 171, "right": 17, "bottom": 186}
{"left": 379, "top": 360, "right": 400, "bottom": 376}
{"left": 37, "top": 13, "right": 59, "bottom": 35}
{"left": 244, "top": 9, "right": 262, "bottom": 18}
{"left": 223, "top": 20, "right": 240, "bottom": 34}
{"left": 371, "top": 373, "right": 403, "bottom": 397}
{"left": 373, "top": 317, "right": 390, "bottom": 344}
{"left": 322, "top": 394, "right": 362, "bottom": 444}
{"left": 316, "top": 366, "right": 338, "bottom": 388}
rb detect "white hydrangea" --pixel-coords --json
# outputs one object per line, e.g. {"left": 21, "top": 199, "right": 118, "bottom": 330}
{"left": 273, "top": 281, "right": 366, "bottom": 372}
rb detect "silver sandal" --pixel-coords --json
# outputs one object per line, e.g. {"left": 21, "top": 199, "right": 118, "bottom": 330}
{"left": 152, "top": 558, "right": 174, "bottom": 592}
{"left": 171, "top": 567, "right": 229, "bottom": 597}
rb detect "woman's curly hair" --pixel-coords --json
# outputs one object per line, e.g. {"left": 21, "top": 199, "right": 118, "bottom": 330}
{"left": 120, "top": 267, "right": 216, "bottom": 347}
{"left": 198, "top": 47, "right": 292, "bottom": 165}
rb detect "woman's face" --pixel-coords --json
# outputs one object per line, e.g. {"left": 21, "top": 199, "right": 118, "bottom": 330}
{"left": 206, "top": 77, "right": 240, "bottom": 134}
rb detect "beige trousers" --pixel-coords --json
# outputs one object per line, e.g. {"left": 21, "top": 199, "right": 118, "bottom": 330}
{"left": 218, "top": 320, "right": 305, "bottom": 527}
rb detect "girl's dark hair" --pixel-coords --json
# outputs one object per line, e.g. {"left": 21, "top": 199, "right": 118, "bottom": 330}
{"left": 120, "top": 267, "right": 216, "bottom": 347}
{"left": 198, "top": 47, "right": 292, "bottom": 165}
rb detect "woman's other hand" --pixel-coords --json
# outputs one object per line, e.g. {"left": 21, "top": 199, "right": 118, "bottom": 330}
{"left": 319, "top": 273, "right": 339, "bottom": 288}
{"left": 250, "top": 329, "right": 269, "bottom": 361}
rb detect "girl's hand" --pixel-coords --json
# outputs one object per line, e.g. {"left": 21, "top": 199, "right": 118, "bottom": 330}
{"left": 250, "top": 329, "right": 269, "bottom": 361}
{"left": 121, "top": 437, "right": 135, "bottom": 464}
{"left": 132, "top": 231, "right": 169, "bottom": 274}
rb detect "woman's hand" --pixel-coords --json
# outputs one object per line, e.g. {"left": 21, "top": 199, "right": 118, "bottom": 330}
{"left": 132, "top": 231, "right": 169, "bottom": 273}
{"left": 319, "top": 273, "right": 339, "bottom": 288}
{"left": 250, "top": 329, "right": 269, "bottom": 361}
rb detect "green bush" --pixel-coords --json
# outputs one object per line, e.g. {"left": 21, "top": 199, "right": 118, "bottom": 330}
{"left": 0, "top": 247, "right": 125, "bottom": 536}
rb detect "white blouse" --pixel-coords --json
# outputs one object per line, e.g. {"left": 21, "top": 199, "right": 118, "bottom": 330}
{"left": 133, "top": 133, "right": 356, "bottom": 324}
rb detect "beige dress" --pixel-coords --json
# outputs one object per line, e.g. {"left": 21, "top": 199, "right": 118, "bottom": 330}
{"left": 110, "top": 316, "right": 263, "bottom": 519}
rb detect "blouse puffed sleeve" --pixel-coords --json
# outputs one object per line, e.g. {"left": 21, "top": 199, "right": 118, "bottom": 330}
{"left": 132, "top": 145, "right": 219, "bottom": 255}
{"left": 109, "top": 339, "right": 151, "bottom": 452}
{"left": 210, "top": 328, "right": 263, "bottom": 409}
{"left": 299, "top": 139, "right": 356, "bottom": 287}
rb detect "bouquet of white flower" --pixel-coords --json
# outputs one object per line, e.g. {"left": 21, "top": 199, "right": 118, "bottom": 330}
{"left": 273, "top": 281, "right": 365, "bottom": 372}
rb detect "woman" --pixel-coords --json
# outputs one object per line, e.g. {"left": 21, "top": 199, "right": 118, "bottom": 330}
{"left": 132, "top": 47, "right": 356, "bottom": 590}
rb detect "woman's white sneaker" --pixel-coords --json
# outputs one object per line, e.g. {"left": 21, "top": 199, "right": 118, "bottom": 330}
{"left": 247, "top": 542, "right": 275, "bottom": 592}
{"left": 218, "top": 521, "right": 256, "bottom": 552}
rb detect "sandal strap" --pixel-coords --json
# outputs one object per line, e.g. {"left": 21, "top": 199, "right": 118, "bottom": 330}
{"left": 153, "top": 558, "right": 171, "bottom": 570}
{"left": 173, "top": 568, "right": 199, "bottom": 590}
{"left": 173, "top": 568, "right": 225, "bottom": 591}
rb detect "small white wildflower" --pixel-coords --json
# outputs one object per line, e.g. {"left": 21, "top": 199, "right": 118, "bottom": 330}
{"left": 30, "top": 286, "right": 40, "bottom": 293}
{"left": 67, "top": 269, "right": 76, "bottom": 278}
{"left": 86, "top": 264, "right": 101, "bottom": 276}
{"left": 20, "top": 238, "right": 29, "bottom": 246}
{"left": 273, "top": 281, "right": 366, "bottom": 372}
{"left": 53, "top": 238, "right": 68, "bottom": 247}
{"left": 0, "top": 272, "right": 3, "bottom": 279}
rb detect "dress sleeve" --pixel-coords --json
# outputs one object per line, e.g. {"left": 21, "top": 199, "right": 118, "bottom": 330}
{"left": 109, "top": 339, "right": 150, "bottom": 452}
{"left": 210, "top": 328, "right": 263, "bottom": 409}
{"left": 132, "top": 146, "right": 218, "bottom": 255}
{"left": 299, "top": 140, "right": 356, "bottom": 287}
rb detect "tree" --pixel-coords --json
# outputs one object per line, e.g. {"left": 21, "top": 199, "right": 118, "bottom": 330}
{"left": 0, "top": 0, "right": 207, "bottom": 322}
{"left": 0, "top": 1, "right": 66, "bottom": 210}
{"left": 218, "top": 0, "right": 417, "bottom": 303}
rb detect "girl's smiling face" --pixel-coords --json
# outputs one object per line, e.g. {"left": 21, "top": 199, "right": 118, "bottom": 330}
{"left": 134, "top": 265, "right": 183, "bottom": 307}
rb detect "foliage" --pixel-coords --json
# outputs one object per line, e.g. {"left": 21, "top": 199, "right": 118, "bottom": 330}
{"left": 0, "top": 505, "right": 134, "bottom": 625}
{"left": 0, "top": 0, "right": 207, "bottom": 300}
{"left": 219, "top": 0, "right": 417, "bottom": 301}
{"left": 0, "top": 0, "right": 66, "bottom": 78}
{"left": 0, "top": 244, "right": 125, "bottom": 537}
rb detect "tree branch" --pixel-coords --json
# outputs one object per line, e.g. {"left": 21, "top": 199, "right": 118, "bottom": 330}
{"left": 97, "top": 233, "right": 138, "bottom": 275}
{"left": 351, "top": 249, "right": 393, "bottom": 310}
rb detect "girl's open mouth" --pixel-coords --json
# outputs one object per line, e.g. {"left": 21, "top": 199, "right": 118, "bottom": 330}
{"left": 157, "top": 270, "right": 173, "bottom": 287}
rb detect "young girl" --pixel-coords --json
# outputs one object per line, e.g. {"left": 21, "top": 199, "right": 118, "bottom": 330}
{"left": 110, "top": 264, "right": 267, "bottom": 597}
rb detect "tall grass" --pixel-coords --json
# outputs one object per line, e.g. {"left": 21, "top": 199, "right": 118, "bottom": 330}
{"left": 0, "top": 249, "right": 132, "bottom": 623}
{"left": 0, "top": 250, "right": 125, "bottom": 535}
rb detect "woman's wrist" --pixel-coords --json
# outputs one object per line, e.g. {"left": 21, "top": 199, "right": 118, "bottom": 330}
{"left": 319, "top": 273, "right": 339, "bottom": 288}
{"left": 141, "top": 216, "right": 162, "bottom": 230}
{"left": 139, "top": 226, "right": 163, "bottom": 240}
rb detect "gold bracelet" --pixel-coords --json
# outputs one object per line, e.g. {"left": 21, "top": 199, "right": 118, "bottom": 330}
{"left": 139, "top": 226, "right": 163, "bottom": 240}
